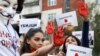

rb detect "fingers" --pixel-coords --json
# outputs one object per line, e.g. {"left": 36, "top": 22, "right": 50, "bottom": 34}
{"left": 53, "top": 26, "right": 64, "bottom": 46}
{"left": 58, "top": 26, "right": 64, "bottom": 33}
{"left": 77, "top": 1, "right": 89, "bottom": 18}
{"left": 46, "top": 21, "right": 55, "bottom": 34}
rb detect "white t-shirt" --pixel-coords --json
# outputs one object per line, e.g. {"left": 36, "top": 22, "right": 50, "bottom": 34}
{"left": 0, "top": 21, "right": 20, "bottom": 56}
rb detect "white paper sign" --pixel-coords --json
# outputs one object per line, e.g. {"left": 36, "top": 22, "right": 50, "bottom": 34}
{"left": 56, "top": 11, "right": 78, "bottom": 27}
{"left": 66, "top": 44, "right": 92, "bottom": 56}
{"left": 19, "top": 18, "right": 41, "bottom": 33}
{"left": 72, "top": 31, "right": 94, "bottom": 48}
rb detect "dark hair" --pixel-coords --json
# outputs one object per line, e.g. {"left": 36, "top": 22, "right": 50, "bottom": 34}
{"left": 20, "top": 28, "right": 44, "bottom": 55}
{"left": 62, "top": 35, "right": 81, "bottom": 54}
{"left": 16, "top": 0, "right": 25, "bottom": 13}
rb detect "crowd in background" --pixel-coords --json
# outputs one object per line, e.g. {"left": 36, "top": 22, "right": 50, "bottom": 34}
{"left": 0, "top": 0, "right": 92, "bottom": 56}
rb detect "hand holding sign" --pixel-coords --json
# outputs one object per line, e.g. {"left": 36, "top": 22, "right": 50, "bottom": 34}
{"left": 77, "top": 1, "right": 89, "bottom": 18}
{"left": 46, "top": 21, "right": 55, "bottom": 35}
{"left": 53, "top": 26, "right": 64, "bottom": 46}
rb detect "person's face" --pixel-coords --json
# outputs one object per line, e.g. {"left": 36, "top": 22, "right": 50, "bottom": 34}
{"left": 27, "top": 32, "right": 45, "bottom": 50}
{"left": 65, "top": 36, "right": 78, "bottom": 48}
{"left": 0, "top": 0, "right": 17, "bottom": 19}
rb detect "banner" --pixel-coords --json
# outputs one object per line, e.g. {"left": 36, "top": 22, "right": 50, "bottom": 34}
{"left": 66, "top": 44, "right": 92, "bottom": 56}
{"left": 56, "top": 11, "right": 78, "bottom": 27}
{"left": 19, "top": 18, "right": 41, "bottom": 33}
{"left": 72, "top": 31, "right": 94, "bottom": 48}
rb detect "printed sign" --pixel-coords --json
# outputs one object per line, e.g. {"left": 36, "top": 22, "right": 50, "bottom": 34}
{"left": 19, "top": 18, "right": 41, "bottom": 33}
{"left": 56, "top": 11, "right": 78, "bottom": 27}
{"left": 72, "top": 31, "right": 94, "bottom": 48}
{"left": 66, "top": 44, "right": 92, "bottom": 56}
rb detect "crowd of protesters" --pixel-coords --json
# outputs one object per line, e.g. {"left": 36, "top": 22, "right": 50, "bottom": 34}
{"left": 0, "top": 0, "right": 92, "bottom": 56}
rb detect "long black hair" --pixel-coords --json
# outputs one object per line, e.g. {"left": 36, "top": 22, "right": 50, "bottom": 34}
{"left": 62, "top": 35, "right": 81, "bottom": 54}
{"left": 20, "top": 28, "right": 44, "bottom": 55}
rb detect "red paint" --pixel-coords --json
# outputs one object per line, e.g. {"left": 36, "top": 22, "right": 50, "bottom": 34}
{"left": 46, "top": 21, "right": 55, "bottom": 34}
{"left": 75, "top": 53, "right": 79, "bottom": 56}
{"left": 77, "top": 1, "right": 89, "bottom": 17}
{"left": 53, "top": 26, "right": 64, "bottom": 46}
{"left": 64, "top": 19, "right": 68, "bottom": 22}
{"left": 30, "top": 48, "right": 36, "bottom": 53}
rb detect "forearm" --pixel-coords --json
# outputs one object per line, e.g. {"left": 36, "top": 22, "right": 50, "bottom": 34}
{"left": 35, "top": 44, "right": 55, "bottom": 56}
{"left": 21, "top": 44, "right": 55, "bottom": 56}
{"left": 82, "top": 20, "right": 89, "bottom": 47}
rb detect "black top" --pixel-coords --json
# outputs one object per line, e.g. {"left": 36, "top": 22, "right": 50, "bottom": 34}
{"left": 12, "top": 24, "right": 21, "bottom": 37}
{"left": 82, "top": 21, "right": 89, "bottom": 47}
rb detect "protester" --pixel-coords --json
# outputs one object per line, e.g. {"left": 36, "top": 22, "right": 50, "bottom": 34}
{"left": 57, "top": 1, "right": 90, "bottom": 56}
{"left": 20, "top": 28, "right": 55, "bottom": 56}
{"left": 56, "top": 34, "right": 81, "bottom": 56}
{"left": 56, "top": 16, "right": 89, "bottom": 56}
{"left": 77, "top": 0, "right": 89, "bottom": 47}
{"left": 20, "top": 28, "right": 45, "bottom": 54}
{"left": 0, "top": 0, "right": 24, "bottom": 56}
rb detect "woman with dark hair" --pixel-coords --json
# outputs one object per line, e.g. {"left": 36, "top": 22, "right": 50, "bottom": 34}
{"left": 20, "top": 28, "right": 45, "bottom": 54}
{"left": 56, "top": 34, "right": 81, "bottom": 56}
{"left": 57, "top": 15, "right": 89, "bottom": 56}
{"left": 62, "top": 35, "right": 81, "bottom": 54}
{"left": 57, "top": 2, "right": 90, "bottom": 56}
{"left": 20, "top": 28, "right": 58, "bottom": 56}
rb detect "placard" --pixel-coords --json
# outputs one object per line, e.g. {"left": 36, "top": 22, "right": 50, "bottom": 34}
{"left": 66, "top": 44, "right": 92, "bottom": 56}
{"left": 19, "top": 18, "right": 41, "bottom": 33}
{"left": 56, "top": 11, "right": 78, "bottom": 27}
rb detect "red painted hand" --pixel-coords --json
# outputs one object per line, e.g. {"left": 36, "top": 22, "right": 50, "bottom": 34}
{"left": 77, "top": 1, "right": 89, "bottom": 17}
{"left": 53, "top": 26, "right": 64, "bottom": 46}
{"left": 46, "top": 21, "right": 55, "bottom": 35}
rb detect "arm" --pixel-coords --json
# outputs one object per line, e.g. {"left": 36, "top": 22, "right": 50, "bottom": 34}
{"left": 21, "top": 44, "right": 55, "bottom": 56}
{"left": 82, "top": 17, "right": 89, "bottom": 47}
{"left": 76, "top": 1, "right": 90, "bottom": 47}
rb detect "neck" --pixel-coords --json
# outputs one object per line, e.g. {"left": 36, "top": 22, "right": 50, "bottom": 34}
{"left": 30, "top": 47, "right": 36, "bottom": 53}
{"left": 0, "top": 18, "right": 9, "bottom": 25}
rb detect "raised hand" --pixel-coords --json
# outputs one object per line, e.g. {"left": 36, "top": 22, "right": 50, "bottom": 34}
{"left": 53, "top": 26, "right": 64, "bottom": 46}
{"left": 77, "top": 1, "right": 89, "bottom": 18}
{"left": 46, "top": 21, "right": 55, "bottom": 35}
